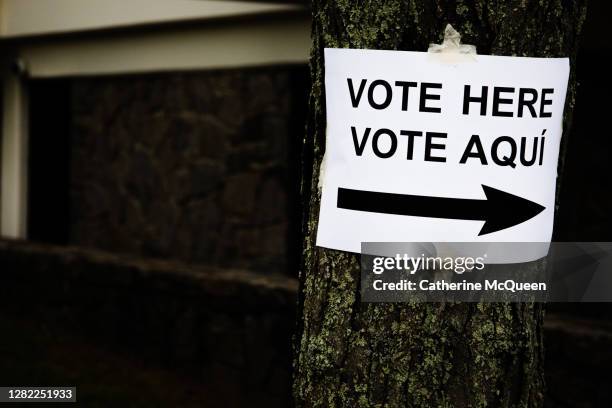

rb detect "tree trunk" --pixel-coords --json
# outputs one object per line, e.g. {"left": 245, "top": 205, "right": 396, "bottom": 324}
{"left": 294, "top": 1, "right": 587, "bottom": 407}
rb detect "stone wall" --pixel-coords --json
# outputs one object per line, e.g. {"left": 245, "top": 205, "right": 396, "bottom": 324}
{"left": 0, "top": 239, "right": 298, "bottom": 407}
{"left": 68, "top": 67, "right": 307, "bottom": 275}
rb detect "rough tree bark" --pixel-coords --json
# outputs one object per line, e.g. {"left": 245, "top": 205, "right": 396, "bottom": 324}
{"left": 294, "top": 1, "right": 587, "bottom": 407}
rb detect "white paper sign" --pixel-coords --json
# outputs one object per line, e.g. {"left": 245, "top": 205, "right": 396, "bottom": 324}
{"left": 316, "top": 48, "right": 570, "bottom": 253}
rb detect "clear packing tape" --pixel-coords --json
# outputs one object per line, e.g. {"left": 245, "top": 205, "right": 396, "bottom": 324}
{"left": 427, "top": 24, "right": 477, "bottom": 63}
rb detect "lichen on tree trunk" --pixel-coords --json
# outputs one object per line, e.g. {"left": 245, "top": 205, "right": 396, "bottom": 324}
{"left": 294, "top": 1, "right": 587, "bottom": 407}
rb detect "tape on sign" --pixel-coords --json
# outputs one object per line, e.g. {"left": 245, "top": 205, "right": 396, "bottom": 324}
{"left": 428, "top": 24, "right": 477, "bottom": 64}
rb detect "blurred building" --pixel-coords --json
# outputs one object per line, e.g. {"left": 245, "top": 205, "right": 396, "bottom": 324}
{"left": 0, "top": 2, "right": 308, "bottom": 406}
{"left": 1, "top": 0, "right": 310, "bottom": 276}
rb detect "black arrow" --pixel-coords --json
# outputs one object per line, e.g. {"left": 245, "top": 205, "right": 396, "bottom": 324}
{"left": 337, "top": 185, "right": 545, "bottom": 236}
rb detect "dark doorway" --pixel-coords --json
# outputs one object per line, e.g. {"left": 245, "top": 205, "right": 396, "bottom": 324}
{"left": 27, "top": 78, "right": 72, "bottom": 244}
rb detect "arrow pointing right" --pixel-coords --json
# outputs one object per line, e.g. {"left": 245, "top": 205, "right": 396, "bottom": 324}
{"left": 337, "top": 185, "right": 546, "bottom": 236}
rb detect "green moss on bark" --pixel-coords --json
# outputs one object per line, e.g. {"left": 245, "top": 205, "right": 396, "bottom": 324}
{"left": 294, "top": 1, "right": 587, "bottom": 407}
